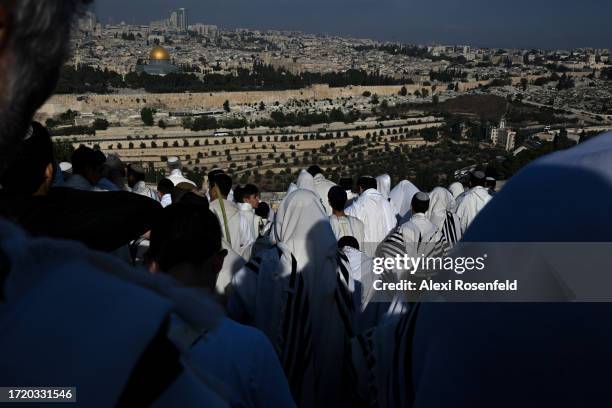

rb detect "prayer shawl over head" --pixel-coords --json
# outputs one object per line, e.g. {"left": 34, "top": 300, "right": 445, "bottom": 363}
{"left": 167, "top": 168, "right": 196, "bottom": 188}
{"left": 427, "top": 187, "right": 462, "bottom": 250}
{"left": 345, "top": 188, "right": 397, "bottom": 257}
{"left": 0, "top": 219, "right": 228, "bottom": 408}
{"left": 132, "top": 181, "right": 159, "bottom": 202}
{"left": 210, "top": 199, "right": 255, "bottom": 259}
{"left": 376, "top": 174, "right": 392, "bottom": 200}
{"left": 296, "top": 170, "right": 316, "bottom": 193}
{"left": 410, "top": 133, "right": 612, "bottom": 407}
{"left": 448, "top": 182, "right": 465, "bottom": 199}
{"left": 313, "top": 173, "right": 337, "bottom": 216}
{"left": 228, "top": 190, "right": 349, "bottom": 407}
{"left": 455, "top": 185, "right": 492, "bottom": 234}
{"left": 390, "top": 180, "right": 420, "bottom": 220}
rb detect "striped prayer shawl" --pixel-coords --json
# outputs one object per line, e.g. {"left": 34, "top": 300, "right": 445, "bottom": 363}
{"left": 439, "top": 211, "right": 462, "bottom": 253}
{"left": 352, "top": 303, "right": 420, "bottom": 408}
{"left": 245, "top": 248, "right": 314, "bottom": 404}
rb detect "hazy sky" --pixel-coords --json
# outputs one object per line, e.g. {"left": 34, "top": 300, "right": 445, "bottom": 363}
{"left": 92, "top": 0, "right": 611, "bottom": 50}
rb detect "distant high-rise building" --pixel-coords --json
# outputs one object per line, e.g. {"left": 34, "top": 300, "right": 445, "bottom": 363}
{"left": 177, "top": 8, "right": 188, "bottom": 31}
{"left": 169, "top": 11, "right": 178, "bottom": 28}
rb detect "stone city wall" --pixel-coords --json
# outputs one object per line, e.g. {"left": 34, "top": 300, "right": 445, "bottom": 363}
{"left": 38, "top": 84, "right": 444, "bottom": 116}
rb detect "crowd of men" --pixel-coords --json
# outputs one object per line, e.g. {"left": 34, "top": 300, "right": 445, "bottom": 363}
{"left": 1, "top": 1, "right": 612, "bottom": 407}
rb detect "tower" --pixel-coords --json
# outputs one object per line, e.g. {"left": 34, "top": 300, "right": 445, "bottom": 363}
{"left": 177, "top": 8, "right": 188, "bottom": 31}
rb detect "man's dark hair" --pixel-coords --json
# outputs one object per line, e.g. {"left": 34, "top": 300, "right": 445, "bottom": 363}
{"left": 178, "top": 192, "right": 209, "bottom": 208}
{"left": 357, "top": 176, "right": 377, "bottom": 192}
{"left": 411, "top": 192, "right": 430, "bottom": 214}
{"left": 328, "top": 186, "right": 348, "bottom": 212}
{"left": 157, "top": 178, "right": 174, "bottom": 196}
{"left": 255, "top": 201, "right": 270, "bottom": 219}
{"left": 486, "top": 177, "right": 497, "bottom": 190}
{"left": 307, "top": 165, "right": 323, "bottom": 177}
{"left": 339, "top": 177, "right": 353, "bottom": 192}
{"left": 148, "top": 203, "right": 222, "bottom": 272}
{"left": 338, "top": 236, "right": 360, "bottom": 251}
{"left": 207, "top": 169, "right": 225, "bottom": 185}
{"left": 0, "top": 122, "right": 54, "bottom": 195}
{"left": 71, "top": 146, "right": 105, "bottom": 175}
{"left": 211, "top": 173, "right": 232, "bottom": 197}
{"left": 234, "top": 184, "right": 259, "bottom": 203}
{"left": 127, "top": 164, "right": 146, "bottom": 183}
{"left": 470, "top": 171, "right": 486, "bottom": 187}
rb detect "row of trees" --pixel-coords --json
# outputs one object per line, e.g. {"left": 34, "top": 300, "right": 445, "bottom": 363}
{"left": 56, "top": 63, "right": 405, "bottom": 94}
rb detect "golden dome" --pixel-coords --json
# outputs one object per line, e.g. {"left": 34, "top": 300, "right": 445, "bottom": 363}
{"left": 150, "top": 46, "right": 170, "bottom": 61}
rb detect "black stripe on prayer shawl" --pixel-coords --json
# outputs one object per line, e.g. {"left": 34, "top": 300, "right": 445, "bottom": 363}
{"left": 280, "top": 253, "right": 313, "bottom": 404}
{"left": 116, "top": 318, "right": 183, "bottom": 407}
{"left": 390, "top": 303, "right": 420, "bottom": 408}
{"left": 356, "top": 331, "right": 379, "bottom": 408}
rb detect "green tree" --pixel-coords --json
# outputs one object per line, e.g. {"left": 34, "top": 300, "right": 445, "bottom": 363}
{"left": 223, "top": 100, "right": 231, "bottom": 113}
{"left": 92, "top": 118, "right": 109, "bottom": 131}
{"left": 158, "top": 119, "right": 167, "bottom": 129}
{"left": 141, "top": 108, "right": 155, "bottom": 126}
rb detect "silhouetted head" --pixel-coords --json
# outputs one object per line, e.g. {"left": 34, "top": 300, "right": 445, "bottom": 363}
{"left": 357, "top": 176, "right": 377, "bottom": 193}
{"left": 339, "top": 177, "right": 354, "bottom": 192}
{"left": 411, "top": 191, "right": 430, "bottom": 214}
{"left": 0, "top": 122, "right": 54, "bottom": 196}
{"left": 470, "top": 171, "right": 486, "bottom": 188}
{"left": 328, "top": 185, "right": 348, "bottom": 212}
{"left": 210, "top": 173, "right": 232, "bottom": 200}
{"left": 147, "top": 202, "right": 226, "bottom": 290}
{"left": 307, "top": 165, "right": 323, "bottom": 177}
{"left": 71, "top": 146, "right": 105, "bottom": 185}
{"left": 338, "top": 235, "right": 360, "bottom": 251}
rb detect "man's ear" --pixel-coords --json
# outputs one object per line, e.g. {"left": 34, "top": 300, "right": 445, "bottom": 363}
{"left": 44, "top": 163, "right": 53, "bottom": 181}
{"left": 147, "top": 260, "right": 159, "bottom": 274}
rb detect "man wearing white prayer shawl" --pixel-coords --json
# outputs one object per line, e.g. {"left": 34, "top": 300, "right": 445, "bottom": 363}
{"left": 209, "top": 173, "right": 255, "bottom": 259}
{"left": 128, "top": 164, "right": 159, "bottom": 202}
{"left": 228, "top": 190, "right": 351, "bottom": 407}
{"left": 377, "top": 193, "right": 443, "bottom": 279}
{"left": 455, "top": 171, "right": 492, "bottom": 233}
{"left": 307, "top": 165, "right": 337, "bottom": 216}
{"left": 448, "top": 181, "right": 465, "bottom": 199}
{"left": 426, "top": 187, "right": 462, "bottom": 251}
{"left": 328, "top": 185, "right": 365, "bottom": 250}
{"left": 234, "top": 184, "right": 262, "bottom": 242}
{"left": 166, "top": 156, "right": 197, "bottom": 188}
{"left": 377, "top": 173, "right": 400, "bottom": 217}
{"left": 338, "top": 236, "right": 397, "bottom": 334}
{"left": 296, "top": 169, "right": 316, "bottom": 193}
{"left": 345, "top": 176, "right": 397, "bottom": 257}
{"left": 389, "top": 179, "right": 420, "bottom": 221}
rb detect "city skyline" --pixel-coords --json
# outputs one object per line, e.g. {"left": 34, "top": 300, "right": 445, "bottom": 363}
{"left": 91, "top": 0, "right": 612, "bottom": 50}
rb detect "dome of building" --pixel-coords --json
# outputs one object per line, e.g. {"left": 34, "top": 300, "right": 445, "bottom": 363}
{"left": 150, "top": 46, "right": 170, "bottom": 61}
